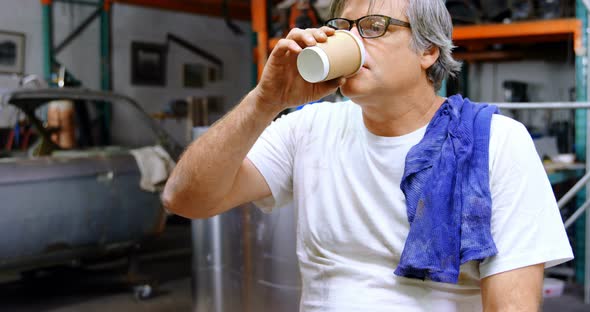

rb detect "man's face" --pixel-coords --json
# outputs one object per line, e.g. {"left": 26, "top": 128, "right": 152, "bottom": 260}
{"left": 339, "top": 0, "right": 424, "bottom": 102}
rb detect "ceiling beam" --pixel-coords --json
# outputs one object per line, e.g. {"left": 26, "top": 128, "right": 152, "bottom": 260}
{"left": 114, "top": 0, "right": 251, "bottom": 20}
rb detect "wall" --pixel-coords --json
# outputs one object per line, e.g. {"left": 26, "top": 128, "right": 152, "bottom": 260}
{"left": 0, "top": 0, "right": 43, "bottom": 127}
{"left": 468, "top": 60, "right": 575, "bottom": 103}
{"left": 0, "top": 1, "right": 105, "bottom": 126}
{"left": 0, "top": 0, "right": 43, "bottom": 90}
{"left": 0, "top": 0, "right": 253, "bottom": 147}
{"left": 468, "top": 60, "right": 575, "bottom": 133}
{"left": 111, "top": 4, "right": 253, "bottom": 146}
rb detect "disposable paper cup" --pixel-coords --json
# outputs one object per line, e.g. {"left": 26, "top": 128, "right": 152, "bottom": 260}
{"left": 297, "top": 30, "right": 366, "bottom": 83}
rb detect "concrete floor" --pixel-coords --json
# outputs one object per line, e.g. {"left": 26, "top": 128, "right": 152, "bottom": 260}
{"left": 0, "top": 222, "right": 194, "bottom": 312}
{"left": 2, "top": 275, "right": 587, "bottom": 312}
{"left": 0, "top": 275, "right": 192, "bottom": 312}
{"left": 0, "top": 223, "right": 588, "bottom": 312}
{"left": 1, "top": 261, "right": 587, "bottom": 311}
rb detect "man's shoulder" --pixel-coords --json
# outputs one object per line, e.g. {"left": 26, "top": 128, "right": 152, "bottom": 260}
{"left": 490, "top": 114, "right": 528, "bottom": 139}
{"left": 488, "top": 114, "right": 539, "bottom": 171}
{"left": 491, "top": 113, "right": 524, "bottom": 129}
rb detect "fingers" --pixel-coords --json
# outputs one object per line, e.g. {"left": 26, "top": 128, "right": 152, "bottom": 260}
{"left": 287, "top": 28, "right": 316, "bottom": 48}
{"left": 271, "top": 38, "right": 302, "bottom": 57}
{"left": 271, "top": 27, "right": 335, "bottom": 57}
{"left": 319, "top": 26, "right": 337, "bottom": 36}
{"left": 286, "top": 27, "right": 335, "bottom": 48}
{"left": 309, "top": 29, "right": 328, "bottom": 43}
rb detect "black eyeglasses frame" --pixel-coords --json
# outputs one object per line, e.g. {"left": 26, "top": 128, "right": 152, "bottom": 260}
{"left": 325, "top": 14, "right": 411, "bottom": 39}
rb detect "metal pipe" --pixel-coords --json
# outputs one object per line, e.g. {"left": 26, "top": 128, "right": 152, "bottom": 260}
{"left": 565, "top": 199, "right": 590, "bottom": 229}
{"left": 557, "top": 171, "right": 590, "bottom": 209}
{"left": 492, "top": 102, "right": 590, "bottom": 109}
{"left": 100, "top": 0, "right": 111, "bottom": 91}
{"left": 41, "top": 0, "right": 54, "bottom": 83}
{"left": 251, "top": 32, "right": 258, "bottom": 87}
{"left": 100, "top": 0, "right": 112, "bottom": 144}
{"left": 576, "top": 0, "right": 590, "bottom": 303}
{"left": 54, "top": 0, "right": 100, "bottom": 6}
{"left": 438, "top": 79, "right": 447, "bottom": 97}
{"left": 54, "top": 6, "right": 102, "bottom": 54}
{"left": 210, "top": 215, "right": 224, "bottom": 312}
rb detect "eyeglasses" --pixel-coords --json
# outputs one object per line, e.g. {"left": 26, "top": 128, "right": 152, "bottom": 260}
{"left": 325, "top": 15, "right": 411, "bottom": 39}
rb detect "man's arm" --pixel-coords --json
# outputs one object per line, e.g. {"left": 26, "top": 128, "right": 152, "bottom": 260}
{"left": 481, "top": 263, "right": 544, "bottom": 312}
{"left": 162, "top": 92, "right": 278, "bottom": 219}
{"left": 162, "top": 26, "right": 344, "bottom": 219}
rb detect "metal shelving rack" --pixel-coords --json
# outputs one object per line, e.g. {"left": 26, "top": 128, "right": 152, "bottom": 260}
{"left": 40, "top": 0, "right": 113, "bottom": 141}
{"left": 41, "top": 0, "right": 112, "bottom": 91}
{"left": 452, "top": 10, "right": 589, "bottom": 303}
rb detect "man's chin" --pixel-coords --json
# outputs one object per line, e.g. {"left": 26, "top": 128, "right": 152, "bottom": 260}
{"left": 340, "top": 79, "right": 368, "bottom": 100}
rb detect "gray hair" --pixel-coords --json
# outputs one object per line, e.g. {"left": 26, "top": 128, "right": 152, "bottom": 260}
{"left": 329, "top": 0, "right": 462, "bottom": 91}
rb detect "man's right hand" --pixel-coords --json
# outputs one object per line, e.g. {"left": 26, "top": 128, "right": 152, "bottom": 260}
{"left": 252, "top": 26, "right": 347, "bottom": 113}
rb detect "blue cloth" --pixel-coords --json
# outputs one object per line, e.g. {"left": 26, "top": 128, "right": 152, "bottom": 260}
{"left": 394, "top": 95, "right": 499, "bottom": 284}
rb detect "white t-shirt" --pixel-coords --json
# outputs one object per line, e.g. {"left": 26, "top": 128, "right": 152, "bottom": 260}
{"left": 247, "top": 101, "right": 573, "bottom": 312}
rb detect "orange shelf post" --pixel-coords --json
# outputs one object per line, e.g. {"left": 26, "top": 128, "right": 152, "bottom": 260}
{"left": 251, "top": 0, "right": 269, "bottom": 81}
{"left": 453, "top": 18, "right": 583, "bottom": 56}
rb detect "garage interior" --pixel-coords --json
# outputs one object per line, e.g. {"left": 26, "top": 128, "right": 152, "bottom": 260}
{"left": 0, "top": 0, "right": 589, "bottom": 311}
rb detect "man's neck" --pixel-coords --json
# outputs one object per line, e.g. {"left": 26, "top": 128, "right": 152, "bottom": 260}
{"left": 357, "top": 89, "right": 445, "bottom": 137}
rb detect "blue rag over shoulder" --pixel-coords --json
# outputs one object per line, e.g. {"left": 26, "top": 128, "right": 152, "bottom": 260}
{"left": 394, "top": 94, "right": 499, "bottom": 284}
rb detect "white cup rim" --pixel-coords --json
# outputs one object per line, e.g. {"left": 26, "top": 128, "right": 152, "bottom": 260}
{"left": 297, "top": 46, "right": 330, "bottom": 83}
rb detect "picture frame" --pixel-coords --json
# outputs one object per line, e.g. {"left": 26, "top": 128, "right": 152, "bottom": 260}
{"left": 183, "top": 63, "right": 206, "bottom": 88}
{"left": 0, "top": 31, "right": 25, "bottom": 75}
{"left": 131, "top": 41, "right": 167, "bottom": 86}
{"left": 183, "top": 63, "right": 223, "bottom": 88}
{"left": 207, "top": 65, "right": 223, "bottom": 83}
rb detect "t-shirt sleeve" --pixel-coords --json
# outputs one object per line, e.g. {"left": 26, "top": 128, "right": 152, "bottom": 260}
{"left": 246, "top": 110, "right": 301, "bottom": 213}
{"left": 479, "top": 115, "right": 574, "bottom": 278}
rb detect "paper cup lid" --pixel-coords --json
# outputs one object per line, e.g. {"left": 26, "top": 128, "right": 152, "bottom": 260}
{"left": 297, "top": 46, "right": 330, "bottom": 83}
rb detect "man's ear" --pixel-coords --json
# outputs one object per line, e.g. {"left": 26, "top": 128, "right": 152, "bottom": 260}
{"left": 420, "top": 45, "right": 440, "bottom": 70}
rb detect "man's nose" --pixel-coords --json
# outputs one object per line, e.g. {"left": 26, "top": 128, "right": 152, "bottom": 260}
{"left": 349, "top": 24, "right": 362, "bottom": 39}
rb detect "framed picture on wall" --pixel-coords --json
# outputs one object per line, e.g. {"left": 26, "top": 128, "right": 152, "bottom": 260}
{"left": 207, "top": 66, "right": 223, "bottom": 83}
{"left": 183, "top": 63, "right": 223, "bottom": 88}
{"left": 183, "top": 63, "right": 206, "bottom": 88}
{"left": 0, "top": 31, "right": 25, "bottom": 75}
{"left": 131, "top": 41, "right": 167, "bottom": 86}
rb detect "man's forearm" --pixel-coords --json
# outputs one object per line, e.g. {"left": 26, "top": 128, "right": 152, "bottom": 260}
{"left": 162, "top": 90, "right": 280, "bottom": 218}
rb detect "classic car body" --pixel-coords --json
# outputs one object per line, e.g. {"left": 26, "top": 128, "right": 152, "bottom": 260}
{"left": 0, "top": 88, "right": 183, "bottom": 273}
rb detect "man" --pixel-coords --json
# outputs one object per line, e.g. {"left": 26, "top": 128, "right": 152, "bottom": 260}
{"left": 163, "top": 0, "right": 573, "bottom": 311}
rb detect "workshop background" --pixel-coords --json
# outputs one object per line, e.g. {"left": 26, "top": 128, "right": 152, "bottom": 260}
{"left": 0, "top": 0, "right": 588, "bottom": 311}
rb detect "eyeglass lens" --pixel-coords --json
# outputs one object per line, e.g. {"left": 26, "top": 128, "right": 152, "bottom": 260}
{"left": 358, "top": 16, "right": 388, "bottom": 38}
{"left": 326, "top": 16, "right": 389, "bottom": 38}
